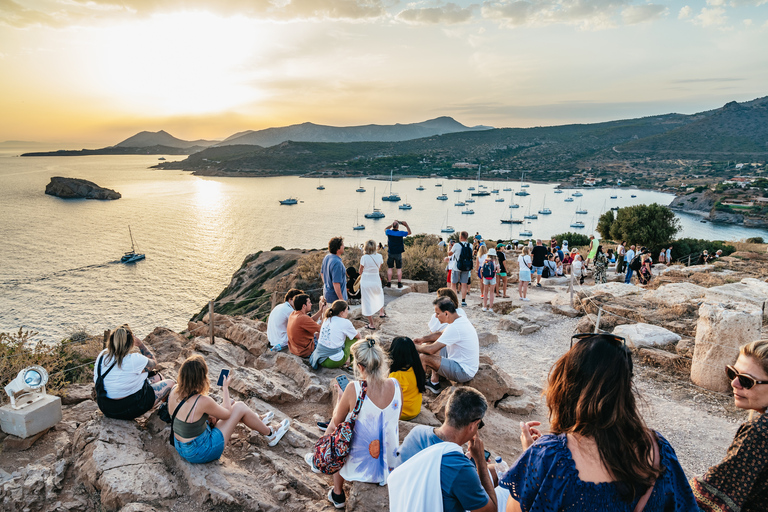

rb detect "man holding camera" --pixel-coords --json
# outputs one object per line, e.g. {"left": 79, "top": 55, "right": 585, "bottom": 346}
{"left": 385, "top": 220, "right": 411, "bottom": 288}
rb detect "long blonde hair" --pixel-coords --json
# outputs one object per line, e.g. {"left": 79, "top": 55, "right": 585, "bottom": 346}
{"left": 352, "top": 337, "right": 389, "bottom": 383}
{"left": 739, "top": 340, "right": 768, "bottom": 418}
{"left": 106, "top": 327, "right": 134, "bottom": 368}
{"left": 364, "top": 240, "right": 377, "bottom": 255}
{"left": 478, "top": 245, "right": 488, "bottom": 258}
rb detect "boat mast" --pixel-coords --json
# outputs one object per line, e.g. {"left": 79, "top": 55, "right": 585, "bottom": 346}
{"left": 128, "top": 226, "right": 136, "bottom": 252}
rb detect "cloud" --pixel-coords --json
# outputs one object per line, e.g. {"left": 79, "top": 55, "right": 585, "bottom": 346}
{"left": 480, "top": 0, "right": 668, "bottom": 29}
{"left": 678, "top": 5, "right": 692, "bottom": 19}
{"left": 621, "top": 4, "right": 666, "bottom": 24}
{"left": 693, "top": 6, "right": 728, "bottom": 27}
{"left": 0, "top": 0, "right": 387, "bottom": 27}
{"left": 396, "top": 3, "right": 475, "bottom": 24}
{"left": 670, "top": 77, "right": 743, "bottom": 83}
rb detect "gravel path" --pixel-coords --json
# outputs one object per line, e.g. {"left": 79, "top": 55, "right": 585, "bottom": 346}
{"left": 380, "top": 289, "right": 741, "bottom": 479}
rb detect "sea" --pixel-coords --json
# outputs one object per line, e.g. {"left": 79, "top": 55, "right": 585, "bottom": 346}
{"left": 2, "top": 147, "right": 767, "bottom": 342}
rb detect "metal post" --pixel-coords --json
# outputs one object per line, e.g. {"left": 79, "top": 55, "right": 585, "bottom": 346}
{"left": 209, "top": 300, "right": 215, "bottom": 345}
{"left": 570, "top": 270, "right": 575, "bottom": 308}
{"left": 594, "top": 308, "right": 602, "bottom": 333}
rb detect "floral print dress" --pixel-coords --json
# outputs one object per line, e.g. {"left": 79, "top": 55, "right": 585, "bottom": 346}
{"left": 594, "top": 252, "right": 608, "bottom": 284}
{"left": 339, "top": 379, "right": 402, "bottom": 485}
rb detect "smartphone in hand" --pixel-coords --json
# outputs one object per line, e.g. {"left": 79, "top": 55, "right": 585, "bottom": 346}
{"left": 217, "top": 368, "right": 230, "bottom": 387}
{"left": 335, "top": 374, "right": 350, "bottom": 392}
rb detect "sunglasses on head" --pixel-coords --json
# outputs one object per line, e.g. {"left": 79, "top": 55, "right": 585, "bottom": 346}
{"left": 725, "top": 365, "right": 768, "bottom": 390}
{"left": 472, "top": 418, "right": 485, "bottom": 430}
{"left": 570, "top": 333, "right": 626, "bottom": 349}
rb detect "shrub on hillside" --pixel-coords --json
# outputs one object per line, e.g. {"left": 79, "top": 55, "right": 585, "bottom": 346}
{"left": 746, "top": 237, "right": 764, "bottom": 244}
{"left": 668, "top": 238, "right": 736, "bottom": 263}
{"left": 552, "top": 232, "right": 591, "bottom": 248}
{"left": 401, "top": 242, "right": 447, "bottom": 292}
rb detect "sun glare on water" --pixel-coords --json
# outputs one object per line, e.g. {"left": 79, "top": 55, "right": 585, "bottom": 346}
{"left": 91, "top": 12, "right": 268, "bottom": 115}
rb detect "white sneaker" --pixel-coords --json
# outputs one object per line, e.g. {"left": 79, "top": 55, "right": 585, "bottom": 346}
{"left": 522, "top": 297, "right": 530, "bottom": 301}
{"left": 305, "top": 452, "right": 321, "bottom": 473}
{"left": 262, "top": 411, "right": 274, "bottom": 425}
{"left": 266, "top": 418, "right": 290, "bottom": 446}
{"left": 482, "top": 307, "right": 487, "bottom": 312}
{"left": 327, "top": 488, "right": 346, "bottom": 509}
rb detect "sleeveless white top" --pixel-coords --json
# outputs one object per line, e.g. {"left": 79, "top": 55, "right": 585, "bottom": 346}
{"left": 339, "top": 379, "right": 402, "bottom": 485}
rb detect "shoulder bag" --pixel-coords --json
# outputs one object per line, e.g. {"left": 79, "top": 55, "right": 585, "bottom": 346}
{"left": 312, "top": 381, "right": 368, "bottom": 474}
{"left": 168, "top": 394, "right": 194, "bottom": 446}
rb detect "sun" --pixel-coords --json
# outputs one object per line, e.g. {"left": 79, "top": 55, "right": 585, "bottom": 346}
{"left": 87, "top": 12, "right": 272, "bottom": 115}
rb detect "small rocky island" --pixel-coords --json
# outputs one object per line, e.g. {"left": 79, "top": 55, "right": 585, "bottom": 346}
{"left": 45, "top": 177, "right": 121, "bottom": 200}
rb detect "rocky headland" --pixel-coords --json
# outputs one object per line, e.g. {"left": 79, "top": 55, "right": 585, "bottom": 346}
{"left": 1, "top": 248, "right": 767, "bottom": 511}
{"left": 669, "top": 189, "right": 768, "bottom": 229}
{"left": 45, "top": 177, "right": 121, "bottom": 200}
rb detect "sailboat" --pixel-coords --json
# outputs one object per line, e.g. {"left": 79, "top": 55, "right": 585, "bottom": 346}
{"left": 121, "top": 226, "right": 145, "bottom": 263}
{"left": 508, "top": 190, "right": 519, "bottom": 208}
{"left": 515, "top": 171, "right": 530, "bottom": 196}
{"left": 381, "top": 170, "right": 401, "bottom": 201}
{"left": 364, "top": 188, "right": 386, "bottom": 219}
{"left": 464, "top": 192, "right": 475, "bottom": 204}
{"left": 317, "top": 179, "right": 325, "bottom": 190}
{"left": 500, "top": 207, "right": 523, "bottom": 224}
{"left": 353, "top": 210, "right": 365, "bottom": 230}
{"left": 436, "top": 185, "right": 448, "bottom": 201}
{"left": 572, "top": 191, "right": 583, "bottom": 197}
{"left": 471, "top": 166, "right": 491, "bottom": 196}
{"left": 356, "top": 179, "right": 366, "bottom": 193}
{"left": 416, "top": 182, "right": 425, "bottom": 191}
{"left": 519, "top": 229, "right": 533, "bottom": 237}
{"left": 454, "top": 187, "right": 462, "bottom": 193}
{"left": 398, "top": 196, "right": 412, "bottom": 210}
{"left": 495, "top": 196, "right": 505, "bottom": 202}
{"left": 564, "top": 197, "right": 574, "bottom": 203}
{"left": 461, "top": 208, "right": 475, "bottom": 215}
{"left": 503, "top": 186, "right": 512, "bottom": 191}
{"left": 524, "top": 200, "right": 538, "bottom": 220}
{"left": 570, "top": 217, "right": 585, "bottom": 228}
{"left": 554, "top": 189, "right": 563, "bottom": 194}
{"left": 455, "top": 193, "right": 465, "bottom": 206}
{"left": 575, "top": 200, "right": 588, "bottom": 215}
{"left": 441, "top": 211, "right": 455, "bottom": 233}
{"left": 538, "top": 195, "right": 552, "bottom": 215}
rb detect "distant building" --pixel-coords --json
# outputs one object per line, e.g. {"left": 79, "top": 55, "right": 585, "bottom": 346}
{"left": 452, "top": 162, "right": 479, "bottom": 169}
{"left": 583, "top": 178, "right": 602, "bottom": 186}
{"left": 723, "top": 176, "right": 757, "bottom": 188}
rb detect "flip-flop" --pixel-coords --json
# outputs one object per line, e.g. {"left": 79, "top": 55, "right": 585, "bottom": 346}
{"left": 379, "top": 313, "right": 388, "bottom": 318}
{"left": 365, "top": 325, "right": 376, "bottom": 330}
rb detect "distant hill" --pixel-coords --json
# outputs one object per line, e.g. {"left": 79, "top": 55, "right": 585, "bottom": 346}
{"left": 215, "top": 116, "right": 493, "bottom": 147}
{"left": 617, "top": 96, "right": 768, "bottom": 156}
{"left": 114, "top": 130, "right": 217, "bottom": 149}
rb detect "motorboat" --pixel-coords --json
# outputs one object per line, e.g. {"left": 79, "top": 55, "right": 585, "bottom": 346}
{"left": 364, "top": 188, "right": 386, "bottom": 219}
{"left": 279, "top": 198, "right": 298, "bottom": 205}
{"left": 455, "top": 201, "right": 465, "bottom": 206}
{"left": 521, "top": 184, "right": 529, "bottom": 188}
{"left": 519, "top": 230, "right": 533, "bottom": 237}
{"left": 465, "top": 198, "right": 475, "bottom": 203}
{"left": 509, "top": 203, "right": 520, "bottom": 208}
{"left": 572, "top": 191, "right": 583, "bottom": 197}
{"left": 610, "top": 195, "right": 617, "bottom": 199}
{"left": 564, "top": 197, "right": 574, "bottom": 202}
{"left": 570, "top": 221, "right": 585, "bottom": 228}
{"left": 454, "top": 188, "right": 462, "bottom": 193}
{"left": 462, "top": 209, "right": 475, "bottom": 215}
{"left": 495, "top": 197, "right": 504, "bottom": 202}
{"left": 468, "top": 187, "right": 475, "bottom": 191}
{"left": 503, "top": 187, "right": 512, "bottom": 191}
{"left": 121, "top": 226, "right": 145, "bottom": 263}
{"left": 416, "top": 182, "right": 425, "bottom": 191}
{"left": 631, "top": 194, "right": 637, "bottom": 198}
{"left": 437, "top": 194, "right": 448, "bottom": 200}
{"left": 515, "top": 190, "right": 530, "bottom": 196}
{"left": 491, "top": 189, "right": 500, "bottom": 194}
{"left": 554, "top": 189, "right": 563, "bottom": 194}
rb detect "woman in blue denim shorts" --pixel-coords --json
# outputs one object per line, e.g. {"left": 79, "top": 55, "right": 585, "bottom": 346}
{"left": 168, "top": 355, "right": 291, "bottom": 464}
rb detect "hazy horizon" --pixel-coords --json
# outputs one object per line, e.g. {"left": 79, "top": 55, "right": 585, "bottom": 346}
{"left": 1, "top": 1, "right": 766, "bottom": 146}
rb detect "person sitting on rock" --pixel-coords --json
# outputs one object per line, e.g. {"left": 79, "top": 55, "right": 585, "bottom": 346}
{"left": 94, "top": 326, "right": 176, "bottom": 420}
{"left": 416, "top": 297, "right": 479, "bottom": 394}
{"left": 287, "top": 294, "right": 326, "bottom": 358}
{"left": 414, "top": 288, "right": 467, "bottom": 346}
{"left": 168, "top": 354, "right": 290, "bottom": 464}
{"left": 309, "top": 300, "right": 361, "bottom": 369}
{"left": 306, "top": 338, "right": 402, "bottom": 508}
{"left": 389, "top": 387, "right": 500, "bottom": 512}
{"left": 691, "top": 339, "right": 768, "bottom": 512}
{"left": 267, "top": 288, "right": 304, "bottom": 352}
{"left": 503, "top": 333, "right": 697, "bottom": 511}
{"left": 388, "top": 336, "right": 427, "bottom": 421}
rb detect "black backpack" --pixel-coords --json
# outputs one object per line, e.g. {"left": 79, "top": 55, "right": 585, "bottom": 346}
{"left": 481, "top": 260, "right": 496, "bottom": 279}
{"left": 456, "top": 242, "right": 473, "bottom": 271}
{"left": 629, "top": 254, "right": 643, "bottom": 271}
{"left": 542, "top": 265, "right": 551, "bottom": 278}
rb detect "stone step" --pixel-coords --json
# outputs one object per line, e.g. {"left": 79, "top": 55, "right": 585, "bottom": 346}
{"left": 384, "top": 284, "right": 412, "bottom": 297}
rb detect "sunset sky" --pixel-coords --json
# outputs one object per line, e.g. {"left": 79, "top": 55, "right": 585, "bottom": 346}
{"left": 1, "top": 0, "right": 766, "bottom": 146}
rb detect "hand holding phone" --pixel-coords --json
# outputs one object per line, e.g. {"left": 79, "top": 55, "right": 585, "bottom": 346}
{"left": 217, "top": 368, "right": 230, "bottom": 387}
{"left": 335, "top": 374, "right": 350, "bottom": 392}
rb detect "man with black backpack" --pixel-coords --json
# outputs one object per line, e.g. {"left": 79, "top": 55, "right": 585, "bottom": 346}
{"left": 624, "top": 244, "right": 636, "bottom": 284}
{"left": 449, "top": 231, "right": 473, "bottom": 307}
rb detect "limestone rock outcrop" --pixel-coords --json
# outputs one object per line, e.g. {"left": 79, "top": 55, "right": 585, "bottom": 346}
{"left": 691, "top": 301, "right": 763, "bottom": 392}
{"left": 612, "top": 323, "right": 681, "bottom": 349}
{"left": 45, "top": 177, "right": 121, "bottom": 200}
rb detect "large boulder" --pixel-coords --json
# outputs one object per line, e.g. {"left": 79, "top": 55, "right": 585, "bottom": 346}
{"left": 464, "top": 362, "right": 524, "bottom": 405}
{"left": 582, "top": 282, "right": 643, "bottom": 299}
{"left": 226, "top": 322, "right": 270, "bottom": 357}
{"left": 642, "top": 282, "right": 708, "bottom": 307}
{"left": 72, "top": 417, "right": 179, "bottom": 510}
{"left": 0, "top": 454, "right": 68, "bottom": 511}
{"left": 691, "top": 301, "right": 763, "bottom": 392}
{"left": 612, "top": 323, "right": 681, "bottom": 349}
{"left": 705, "top": 284, "right": 768, "bottom": 320}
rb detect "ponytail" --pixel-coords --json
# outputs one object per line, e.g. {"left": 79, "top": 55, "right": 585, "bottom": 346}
{"left": 325, "top": 300, "right": 348, "bottom": 320}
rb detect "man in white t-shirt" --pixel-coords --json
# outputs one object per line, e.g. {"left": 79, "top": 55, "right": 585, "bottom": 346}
{"left": 417, "top": 297, "right": 479, "bottom": 393}
{"left": 267, "top": 289, "right": 304, "bottom": 351}
{"left": 414, "top": 289, "right": 467, "bottom": 346}
{"left": 449, "top": 231, "right": 472, "bottom": 307}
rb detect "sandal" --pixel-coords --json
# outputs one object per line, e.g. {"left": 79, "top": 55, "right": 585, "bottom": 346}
{"left": 379, "top": 313, "right": 388, "bottom": 318}
{"left": 365, "top": 324, "right": 376, "bottom": 330}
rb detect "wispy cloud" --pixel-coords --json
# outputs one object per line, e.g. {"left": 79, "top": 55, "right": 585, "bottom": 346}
{"left": 396, "top": 3, "right": 475, "bottom": 24}
{"left": 678, "top": 5, "right": 691, "bottom": 19}
{"left": 692, "top": 6, "right": 728, "bottom": 27}
{"left": 671, "top": 77, "right": 744, "bottom": 83}
{"left": 480, "top": 0, "right": 668, "bottom": 30}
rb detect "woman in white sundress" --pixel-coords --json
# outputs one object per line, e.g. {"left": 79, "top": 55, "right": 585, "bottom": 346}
{"left": 305, "top": 338, "right": 402, "bottom": 509}
{"left": 359, "top": 240, "right": 385, "bottom": 330}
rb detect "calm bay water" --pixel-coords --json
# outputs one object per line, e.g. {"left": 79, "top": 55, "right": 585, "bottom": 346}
{"left": 2, "top": 148, "right": 767, "bottom": 342}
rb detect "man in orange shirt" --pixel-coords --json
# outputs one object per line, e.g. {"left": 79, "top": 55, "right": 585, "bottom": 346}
{"left": 287, "top": 294, "right": 326, "bottom": 357}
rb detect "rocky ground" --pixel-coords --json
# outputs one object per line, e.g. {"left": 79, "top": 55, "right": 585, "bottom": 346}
{"left": 1, "top": 255, "right": 766, "bottom": 511}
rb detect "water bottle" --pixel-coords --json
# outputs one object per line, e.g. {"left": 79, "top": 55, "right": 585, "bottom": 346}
{"left": 494, "top": 456, "right": 509, "bottom": 480}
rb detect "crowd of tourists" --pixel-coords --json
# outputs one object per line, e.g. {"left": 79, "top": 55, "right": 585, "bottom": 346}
{"left": 90, "top": 225, "right": 767, "bottom": 512}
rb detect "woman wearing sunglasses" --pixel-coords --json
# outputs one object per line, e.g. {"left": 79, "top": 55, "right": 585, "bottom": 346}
{"left": 691, "top": 339, "right": 768, "bottom": 512}
{"left": 501, "top": 333, "right": 697, "bottom": 511}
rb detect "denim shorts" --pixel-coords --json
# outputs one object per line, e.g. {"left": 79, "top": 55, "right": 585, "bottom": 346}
{"left": 174, "top": 424, "right": 225, "bottom": 464}
{"left": 532, "top": 265, "right": 544, "bottom": 275}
